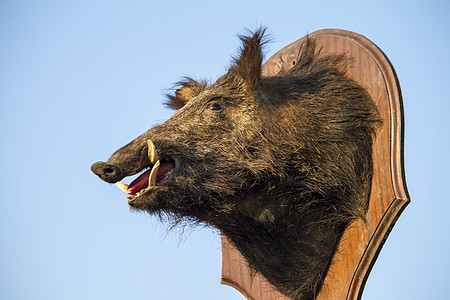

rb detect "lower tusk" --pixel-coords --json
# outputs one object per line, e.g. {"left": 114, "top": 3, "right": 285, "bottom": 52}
{"left": 115, "top": 181, "right": 129, "bottom": 193}
{"left": 149, "top": 160, "right": 160, "bottom": 187}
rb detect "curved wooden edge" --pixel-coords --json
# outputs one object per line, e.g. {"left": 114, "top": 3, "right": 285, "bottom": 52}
{"left": 221, "top": 235, "right": 257, "bottom": 300}
{"left": 304, "top": 29, "right": 410, "bottom": 299}
{"left": 221, "top": 234, "right": 289, "bottom": 300}
{"left": 221, "top": 29, "right": 410, "bottom": 300}
{"left": 351, "top": 198, "right": 409, "bottom": 299}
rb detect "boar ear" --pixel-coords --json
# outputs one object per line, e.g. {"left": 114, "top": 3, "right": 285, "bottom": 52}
{"left": 165, "top": 77, "right": 208, "bottom": 110}
{"left": 229, "top": 27, "right": 268, "bottom": 92}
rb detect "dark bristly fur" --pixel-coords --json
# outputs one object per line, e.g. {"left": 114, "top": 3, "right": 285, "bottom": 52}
{"left": 91, "top": 28, "right": 381, "bottom": 300}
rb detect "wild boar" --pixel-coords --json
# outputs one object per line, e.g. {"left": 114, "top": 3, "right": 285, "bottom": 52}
{"left": 91, "top": 28, "right": 380, "bottom": 299}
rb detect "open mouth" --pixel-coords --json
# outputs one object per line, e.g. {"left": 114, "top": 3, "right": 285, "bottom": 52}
{"left": 114, "top": 140, "right": 176, "bottom": 201}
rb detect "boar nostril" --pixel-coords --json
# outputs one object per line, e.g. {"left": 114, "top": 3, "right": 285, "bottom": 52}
{"left": 104, "top": 167, "right": 114, "bottom": 174}
{"left": 91, "top": 161, "right": 124, "bottom": 183}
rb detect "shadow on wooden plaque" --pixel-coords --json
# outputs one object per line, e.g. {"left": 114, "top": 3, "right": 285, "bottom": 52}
{"left": 221, "top": 29, "right": 410, "bottom": 300}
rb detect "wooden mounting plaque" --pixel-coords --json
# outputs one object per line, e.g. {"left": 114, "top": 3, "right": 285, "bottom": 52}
{"left": 221, "top": 29, "right": 410, "bottom": 300}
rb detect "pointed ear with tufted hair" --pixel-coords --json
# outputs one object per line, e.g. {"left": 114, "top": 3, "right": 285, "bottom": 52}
{"left": 165, "top": 77, "right": 208, "bottom": 110}
{"left": 227, "top": 27, "right": 268, "bottom": 93}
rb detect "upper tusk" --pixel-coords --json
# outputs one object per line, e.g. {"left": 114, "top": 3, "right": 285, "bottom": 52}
{"left": 115, "top": 181, "right": 129, "bottom": 193}
{"left": 147, "top": 139, "right": 158, "bottom": 164}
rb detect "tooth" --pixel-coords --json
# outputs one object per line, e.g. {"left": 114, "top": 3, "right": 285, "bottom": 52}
{"left": 115, "top": 181, "right": 129, "bottom": 193}
{"left": 147, "top": 140, "right": 158, "bottom": 163}
{"left": 148, "top": 160, "right": 160, "bottom": 187}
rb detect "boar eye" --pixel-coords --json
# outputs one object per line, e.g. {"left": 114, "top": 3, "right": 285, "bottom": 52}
{"left": 208, "top": 102, "right": 222, "bottom": 111}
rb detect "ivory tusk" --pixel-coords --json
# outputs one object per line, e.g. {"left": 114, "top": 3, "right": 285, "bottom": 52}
{"left": 149, "top": 160, "right": 160, "bottom": 187}
{"left": 147, "top": 140, "right": 158, "bottom": 164}
{"left": 115, "top": 181, "right": 129, "bottom": 193}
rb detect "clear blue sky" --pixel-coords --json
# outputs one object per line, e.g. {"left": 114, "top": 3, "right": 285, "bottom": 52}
{"left": 1, "top": 1, "right": 449, "bottom": 299}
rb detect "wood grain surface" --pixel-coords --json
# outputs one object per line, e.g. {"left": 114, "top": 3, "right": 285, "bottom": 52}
{"left": 221, "top": 29, "right": 410, "bottom": 300}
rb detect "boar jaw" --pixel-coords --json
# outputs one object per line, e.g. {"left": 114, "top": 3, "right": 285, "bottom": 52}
{"left": 114, "top": 157, "right": 177, "bottom": 203}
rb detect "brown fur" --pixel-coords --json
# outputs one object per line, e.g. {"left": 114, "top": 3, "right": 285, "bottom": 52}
{"left": 92, "top": 28, "right": 381, "bottom": 299}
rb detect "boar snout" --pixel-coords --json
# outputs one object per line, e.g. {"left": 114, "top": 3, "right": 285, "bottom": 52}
{"left": 91, "top": 161, "right": 125, "bottom": 183}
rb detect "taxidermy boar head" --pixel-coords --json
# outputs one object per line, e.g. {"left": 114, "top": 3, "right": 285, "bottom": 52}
{"left": 91, "top": 28, "right": 380, "bottom": 299}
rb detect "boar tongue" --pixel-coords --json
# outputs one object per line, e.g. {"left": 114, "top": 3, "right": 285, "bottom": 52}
{"left": 126, "top": 169, "right": 151, "bottom": 194}
{"left": 126, "top": 161, "right": 175, "bottom": 194}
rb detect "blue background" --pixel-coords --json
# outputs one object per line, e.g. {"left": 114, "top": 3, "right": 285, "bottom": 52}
{"left": 1, "top": 1, "right": 449, "bottom": 299}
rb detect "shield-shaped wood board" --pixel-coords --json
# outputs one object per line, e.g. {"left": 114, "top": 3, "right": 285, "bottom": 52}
{"left": 221, "top": 29, "right": 410, "bottom": 300}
